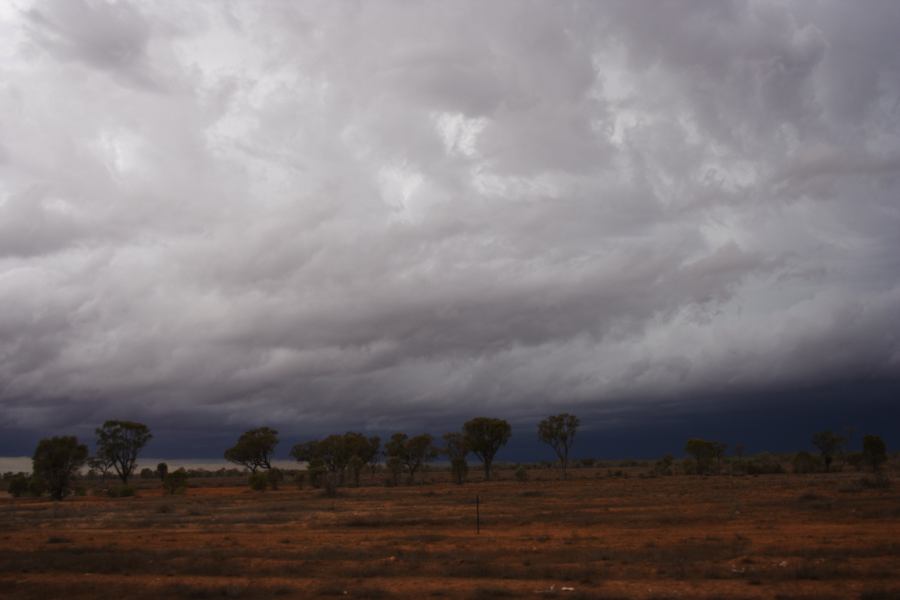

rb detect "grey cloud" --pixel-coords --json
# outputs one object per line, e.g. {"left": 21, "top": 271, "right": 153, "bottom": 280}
{"left": 0, "top": 1, "right": 898, "bottom": 437}
{"left": 22, "top": 0, "right": 166, "bottom": 91}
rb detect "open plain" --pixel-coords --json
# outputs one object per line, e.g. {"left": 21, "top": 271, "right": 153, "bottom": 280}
{"left": 2, "top": 468, "right": 899, "bottom": 599}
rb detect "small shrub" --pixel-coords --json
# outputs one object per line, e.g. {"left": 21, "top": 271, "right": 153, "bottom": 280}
{"left": 267, "top": 468, "right": 284, "bottom": 490}
{"left": 248, "top": 472, "right": 268, "bottom": 491}
{"left": 514, "top": 465, "right": 528, "bottom": 482}
{"left": 163, "top": 469, "right": 189, "bottom": 495}
{"left": 859, "top": 473, "right": 891, "bottom": 489}
{"left": 654, "top": 454, "right": 674, "bottom": 476}
{"left": 294, "top": 472, "right": 306, "bottom": 489}
{"left": 793, "top": 451, "right": 822, "bottom": 474}
{"left": 107, "top": 485, "right": 136, "bottom": 498}
{"left": 745, "top": 453, "right": 785, "bottom": 475}
{"left": 7, "top": 474, "right": 34, "bottom": 498}
{"left": 846, "top": 452, "right": 865, "bottom": 471}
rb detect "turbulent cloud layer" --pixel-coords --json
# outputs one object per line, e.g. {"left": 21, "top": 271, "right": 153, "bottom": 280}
{"left": 1, "top": 1, "right": 899, "bottom": 438}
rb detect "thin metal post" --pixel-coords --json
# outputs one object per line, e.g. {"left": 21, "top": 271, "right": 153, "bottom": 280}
{"left": 476, "top": 494, "right": 480, "bottom": 534}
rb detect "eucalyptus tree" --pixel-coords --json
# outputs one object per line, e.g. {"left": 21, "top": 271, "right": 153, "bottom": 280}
{"left": 463, "top": 417, "right": 511, "bottom": 481}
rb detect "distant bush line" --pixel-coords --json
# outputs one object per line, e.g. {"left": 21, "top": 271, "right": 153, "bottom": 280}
{"left": 2, "top": 416, "right": 892, "bottom": 499}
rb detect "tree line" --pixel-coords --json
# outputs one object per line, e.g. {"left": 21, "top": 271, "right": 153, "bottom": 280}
{"left": 5, "top": 414, "right": 890, "bottom": 500}
{"left": 682, "top": 431, "right": 888, "bottom": 475}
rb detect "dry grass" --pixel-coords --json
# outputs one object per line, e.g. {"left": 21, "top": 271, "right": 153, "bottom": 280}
{"left": 1, "top": 468, "right": 899, "bottom": 598}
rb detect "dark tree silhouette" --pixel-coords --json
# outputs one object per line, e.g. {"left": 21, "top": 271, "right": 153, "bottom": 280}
{"left": 812, "top": 430, "right": 845, "bottom": 473}
{"left": 291, "top": 432, "right": 381, "bottom": 486}
{"left": 32, "top": 436, "right": 88, "bottom": 500}
{"left": 442, "top": 432, "right": 469, "bottom": 484}
{"left": 537, "top": 413, "right": 580, "bottom": 479}
{"left": 463, "top": 417, "right": 511, "bottom": 481}
{"left": 224, "top": 427, "right": 279, "bottom": 473}
{"left": 685, "top": 438, "right": 717, "bottom": 474}
{"left": 862, "top": 434, "right": 887, "bottom": 472}
{"left": 95, "top": 420, "right": 152, "bottom": 483}
{"left": 385, "top": 433, "right": 437, "bottom": 484}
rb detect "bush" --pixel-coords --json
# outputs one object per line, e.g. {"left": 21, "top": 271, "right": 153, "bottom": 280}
{"left": 294, "top": 472, "right": 306, "bottom": 489}
{"left": 248, "top": 472, "right": 268, "bottom": 491}
{"left": 860, "top": 473, "right": 891, "bottom": 489}
{"left": 140, "top": 468, "right": 156, "bottom": 479}
{"left": 863, "top": 435, "right": 888, "bottom": 472}
{"left": 793, "top": 451, "right": 822, "bottom": 474}
{"left": 7, "top": 474, "right": 34, "bottom": 498}
{"left": 514, "top": 465, "right": 528, "bottom": 482}
{"left": 846, "top": 452, "right": 865, "bottom": 471}
{"left": 107, "top": 485, "right": 136, "bottom": 498}
{"left": 267, "top": 468, "right": 284, "bottom": 490}
{"left": 163, "top": 469, "right": 189, "bottom": 495}
{"left": 654, "top": 454, "right": 674, "bottom": 476}
{"left": 740, "top": 453, "right": 785, "bottom": 475}
{"left": 28, "top": 477, "right": 48, "bottom": 497}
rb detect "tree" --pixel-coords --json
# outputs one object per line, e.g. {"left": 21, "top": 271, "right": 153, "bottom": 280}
{"left": 463, "top": 417, "right": 511, "bottom": 481}
{"left": 32, "top": 436, "right": 88, "bottom": 501}
{"left": 95, "top": 420, "right": 152, "bottom": 483}
{"left": 224, "top": 427, "right": 278, "bottom": 473}
{"left": 88, "top": 455, "right": 114, "bottom": 480}
{"left": 157, "top": 462, "right": 169, "bottom": 481}
{"left": 684, "top": 439, "right": 717, "bottom": 475}
{"left": 711, "top": 441, "right": 727, "bottom": 471}
{"left": 812, "top": 430, "right": 845, "bottom": 473}
{"left": 385, "top": 433, "right": 438, "bottom": 484}
{"left": 290, "top": 432, "right": 380, "bottom": 486}
{"left": 537, "top": 413, "right": 580, "bottom": 479}
{"left": 342, "top": 433, "right": 381, "bottom": 486}
{"left": 862, "top": 434, "right": 887, "bottom": 472}
{"left": 442, "top": 432, "right": 469, "bottom": 485}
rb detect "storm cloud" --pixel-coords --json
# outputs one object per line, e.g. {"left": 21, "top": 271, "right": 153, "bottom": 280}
{"left": 1, "top": 1, "right": 898, "bottom": 449}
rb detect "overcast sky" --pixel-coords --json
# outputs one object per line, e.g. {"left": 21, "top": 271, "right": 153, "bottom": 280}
{"left": 1, "top": 1, "right": 899, "bottom": 456}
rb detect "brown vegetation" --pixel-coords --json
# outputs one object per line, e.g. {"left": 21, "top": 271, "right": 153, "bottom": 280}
{"left": 2, "top": 465, "right": 899, "bottom": 599}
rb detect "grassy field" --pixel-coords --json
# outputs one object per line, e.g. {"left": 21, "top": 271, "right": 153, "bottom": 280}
{"left": 2, "top": 467, "right": 899, "bottom": 599}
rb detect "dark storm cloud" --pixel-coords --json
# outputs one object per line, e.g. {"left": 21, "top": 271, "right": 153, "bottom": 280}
{"left": 0, "top": 1, "right": 898, "bottom": 442}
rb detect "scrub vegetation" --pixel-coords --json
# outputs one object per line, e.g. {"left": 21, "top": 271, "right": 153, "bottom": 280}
{"left": 2, "top": 419, "right": 897, "bottom": 598}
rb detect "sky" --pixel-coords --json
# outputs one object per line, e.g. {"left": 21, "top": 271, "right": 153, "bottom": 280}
{"left": 1, "top": 1, "right": 899, "bottom": 460}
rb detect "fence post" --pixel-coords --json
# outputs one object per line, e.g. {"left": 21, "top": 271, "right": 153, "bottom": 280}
{"left": 476, "top": 494, "right": 480, "bottom": 534}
